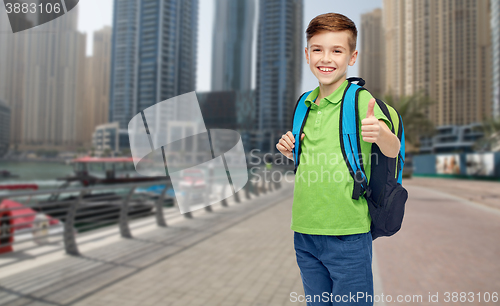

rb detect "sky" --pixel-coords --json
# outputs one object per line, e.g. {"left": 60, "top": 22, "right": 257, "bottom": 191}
{"left": 76, "top": 0, "right": 383, "bottom": 93}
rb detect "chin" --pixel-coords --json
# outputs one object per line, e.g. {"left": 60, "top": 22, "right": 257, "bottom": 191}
{"left": 317, "top": 77, "right": 339, "bottom": 86}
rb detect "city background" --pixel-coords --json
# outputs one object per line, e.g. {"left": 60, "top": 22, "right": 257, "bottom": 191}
{"left": 0, "top": 0, "right": 498, "bottom": 178}
{"left": 0, "top": 1, "right": 499, "bottom": 305}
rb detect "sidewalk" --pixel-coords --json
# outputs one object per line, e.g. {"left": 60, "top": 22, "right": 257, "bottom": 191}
{"left": 375, "top": 183, "right": 500, "bottom": 305}
{"left": 0, "top": 175, "right": 392, "bottom": 306}
{"left": 72, "top": 186, "right": 306, "bottom": 306}
{"left": 0, "top": 181, "right": 308, "bottom": 306}
{"left": 403, "top": 176, "right": 500, "bottom": 211}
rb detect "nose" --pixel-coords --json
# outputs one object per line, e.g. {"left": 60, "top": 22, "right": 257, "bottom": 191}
{"left": 321, "top": 52, "right": 332, "bottom": 63}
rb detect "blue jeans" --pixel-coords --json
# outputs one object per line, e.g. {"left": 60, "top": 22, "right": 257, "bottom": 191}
{"left": 294, "top": 231, "right": 373, "bottom": 305}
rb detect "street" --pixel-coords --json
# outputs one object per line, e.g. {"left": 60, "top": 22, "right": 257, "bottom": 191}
{"left": 374, "top": 178, "right": 500, "bottom": 306}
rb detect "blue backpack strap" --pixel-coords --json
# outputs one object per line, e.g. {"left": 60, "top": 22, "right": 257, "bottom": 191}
{"left": 396, "top": 113, "right": 405, "bottom": 184}
{"left": 292, "top": 91, "right": 312, "bottom": 172}
{"left": 339, "top": 83, "right": 369, "bottom": 200}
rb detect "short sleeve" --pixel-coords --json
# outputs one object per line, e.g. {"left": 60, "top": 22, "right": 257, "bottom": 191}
{"left": 357, "top": 90, "right": 393, "bottom": 132}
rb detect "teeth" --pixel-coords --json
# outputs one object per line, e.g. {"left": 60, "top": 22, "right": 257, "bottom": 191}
{"left": 319, "top": 67, "right": 334, "bottom": 72}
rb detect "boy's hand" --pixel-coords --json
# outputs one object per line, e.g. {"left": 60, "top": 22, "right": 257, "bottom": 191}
{"left": 276, "top": 131, "right": 305, "bottom": 160}
{"left": 361, "top": 98, "right": 380, "bottom": 143}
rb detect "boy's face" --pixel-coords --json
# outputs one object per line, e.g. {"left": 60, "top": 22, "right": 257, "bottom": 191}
{"left": 305, "top": 31, "right": 358, "bottom": 90}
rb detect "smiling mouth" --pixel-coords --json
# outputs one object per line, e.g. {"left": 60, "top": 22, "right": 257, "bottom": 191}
{"left": 317, "top": 67, "right": 336, "bottom": 73}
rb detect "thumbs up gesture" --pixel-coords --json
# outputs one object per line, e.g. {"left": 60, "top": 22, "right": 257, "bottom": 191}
{"left": 361, "top": 98, "right": 380, "bottom": 143}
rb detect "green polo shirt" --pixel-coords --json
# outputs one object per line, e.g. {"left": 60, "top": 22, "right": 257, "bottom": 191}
{"left": 291, "top": 80, "right": 392, "bottom": 236}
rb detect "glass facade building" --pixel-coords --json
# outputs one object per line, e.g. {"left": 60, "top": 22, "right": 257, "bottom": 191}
{"left": 110, "top": 0, "right": 198, "bottom": 129}
{"left": 211, "top": 0, "right": 255, "bottom": 92}
{"left": 255, "top": 0, "right": 303, "bottom": 140}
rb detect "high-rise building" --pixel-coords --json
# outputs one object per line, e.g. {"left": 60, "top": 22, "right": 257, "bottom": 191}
{"left": 0, "top": 3, "right": 31, "bottom": 149}
{"left": 211, "top": 0, "right": 255, "bottom": 91}
{"left": 23, "top": 8, "right": 86, "bottom": 148}
{"left": 255, "top": 0, "right": 302, "bottom": 149}
{"left": 383, "top": 0, "right": 492, "bottom": 126}
{"left": 197, "top": 90, "right": 255, "bottom": 131}
{"left": 359, "top": 8, "right": 384, "bottom": 98}
{"left": 0, "top": 5, "right": 86, "bottom": 149}
{"left": 79, "top": 26, "right": 113, "bottom": 147}
{"left": 110, "top": 0, "right": 199, "bottom": 130}
{"left": 0, "top": 99, "right": 10, "bottom": 157}
{"left": 492, "top": 0, "right": 500, "bottom": 120}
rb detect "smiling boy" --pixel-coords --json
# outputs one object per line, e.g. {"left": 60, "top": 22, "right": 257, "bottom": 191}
{"left": 276, "top": 13, "right": 400, "bottom": 305}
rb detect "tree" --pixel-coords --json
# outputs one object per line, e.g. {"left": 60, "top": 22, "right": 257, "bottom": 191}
{"left": 102, "top": 148, "right": 112, "bottom": 157}
{"left": 382, "top": 91, "right": 436, "bottom": 151}
{"left": 473, "top": 118, "right": 500, "bottom": 152}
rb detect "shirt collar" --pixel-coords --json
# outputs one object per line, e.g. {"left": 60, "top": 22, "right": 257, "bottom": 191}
{"left": 304, "top": 80, "right": 349, "bottom": 107}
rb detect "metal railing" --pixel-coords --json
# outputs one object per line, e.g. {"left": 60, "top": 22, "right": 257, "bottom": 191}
{"left": 0, "top": 168, "right": 283, "bottom": 260}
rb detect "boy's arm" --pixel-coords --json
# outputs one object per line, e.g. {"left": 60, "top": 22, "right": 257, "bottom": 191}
{"left": 361, "top": 98, "right": 401, "bottom": 158}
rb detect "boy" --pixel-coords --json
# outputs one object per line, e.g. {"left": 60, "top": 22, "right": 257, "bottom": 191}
{"left": 276, "top": 13, "right": 400, "bottom": 305}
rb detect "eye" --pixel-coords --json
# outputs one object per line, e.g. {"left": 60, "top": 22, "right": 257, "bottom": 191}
{"left": 334, "top": 50, "right": 342, "bottom": 53}
{"left": 313, "top": 48, "right": 321, "bottom": 52}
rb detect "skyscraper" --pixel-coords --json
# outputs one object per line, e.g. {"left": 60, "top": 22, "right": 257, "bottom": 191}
{"left": 0, "top": 99, "right": 10, "bottom": 157}
{"left": 211, "top": 0, "right": 255, "bottom": 91}
{"left": 359, "top": 8, "right": 384, "bottom": 98}
{"left": 383, "top": 0, "right": 492, "bottom": 126}
{"left": 79, "top": 26, "right": 113, "bottom": 147}
{"left": 0, "top": 4, "right": 86, "bottom": 149}
{"left": 492, "top": 0, "right": 500, "bottom": 120}
{"left": 255, "top": 0, "right": 303, "bottom": 148}
{"left": 0, "top": 4, "right": 28, "bottom": 149}
{"left": 109, "top": 0, "right": 199, "bottom": 130}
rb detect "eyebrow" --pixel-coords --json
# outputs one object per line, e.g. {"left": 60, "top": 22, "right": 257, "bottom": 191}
{"left": 309, "top": 44, "right": 346, "bottom": 50}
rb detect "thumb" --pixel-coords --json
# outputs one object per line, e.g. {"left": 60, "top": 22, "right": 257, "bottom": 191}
{"left": 366, "top": 98, "right": 376, "bottom": 118}
{"left": 300, "top": 133, "right": 305, "bottom": 141}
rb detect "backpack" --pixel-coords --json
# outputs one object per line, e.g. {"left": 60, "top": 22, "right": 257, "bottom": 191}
{"left": 291, "top": 77, "right": 408, "bottom": 240}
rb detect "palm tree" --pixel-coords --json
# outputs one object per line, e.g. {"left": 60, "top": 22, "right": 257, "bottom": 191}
{"left": 473, "top": 118, "right": 500, "bottom": 152}
{"left": 382, "top": 91, "right": 436, "bottom": 151}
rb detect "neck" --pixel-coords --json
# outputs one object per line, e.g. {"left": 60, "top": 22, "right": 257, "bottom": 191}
{"left": 317, "top": 77, "right": 346, "bottom": 101}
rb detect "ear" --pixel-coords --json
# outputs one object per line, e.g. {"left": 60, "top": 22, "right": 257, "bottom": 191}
{"left": 304, "top": 47, "right": 309, "bottom": 64}
{"left": 348, "top": 50, "right": 358, "bottom": 66}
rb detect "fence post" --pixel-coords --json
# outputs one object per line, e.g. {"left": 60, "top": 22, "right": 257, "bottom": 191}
{"left": 267, "top": 177, "right": 273, "bottom": 192}
{"left": 234, "top": 187, "right": 241, "bottom": 203}
{"left": 261, "top": 177, "right": 267, "bottom": 194}
{"left": 220, "top": 183, "right": 229, "bottom": 207}
{"left": 244, "top": 181, "right": 251, "bottom": 199}
{"left": 251, "top": 179, "right": 259, "bottom": 196}
{"left": 119, "top": 187, "right": 136, "bottom": 238}
{"left": 155, "top": 186, "right": 168, "bottom": 227}
{"left": 64, "top": 189, "right": 87, "bottom": 256}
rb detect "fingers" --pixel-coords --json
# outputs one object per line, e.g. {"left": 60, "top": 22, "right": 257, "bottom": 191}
{"left": 275, "top": 131, "right": 305, "bottom": 159}
{"left": 366, "top": 98, "right": 376, "bottom": 118}
{"left": 361, "top": 116, "right": 378, "bottom": 126}
{"left": 279, "top": 133, "right": 294, "bottom": 151}
{"left": 286, "top": 131, "right": 295, "bottom": 143}
{"left": 361, "top": 124, "right": 380, "bottom": 142}
{"left": 361, "top": 124, "right": 379, "bottom": 132}
{"left": 276, "top": 143, "right": 291, "bottom": 154}
{"left": 278, "top": 139, "right": 292, "bottom": 152}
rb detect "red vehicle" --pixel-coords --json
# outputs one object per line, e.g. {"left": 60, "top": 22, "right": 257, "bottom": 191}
{"left": 0, "top": 184, "right": 61, "bottom": 254}
{"left": 179, "top": 169, "right": 206, "bottom": 190}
